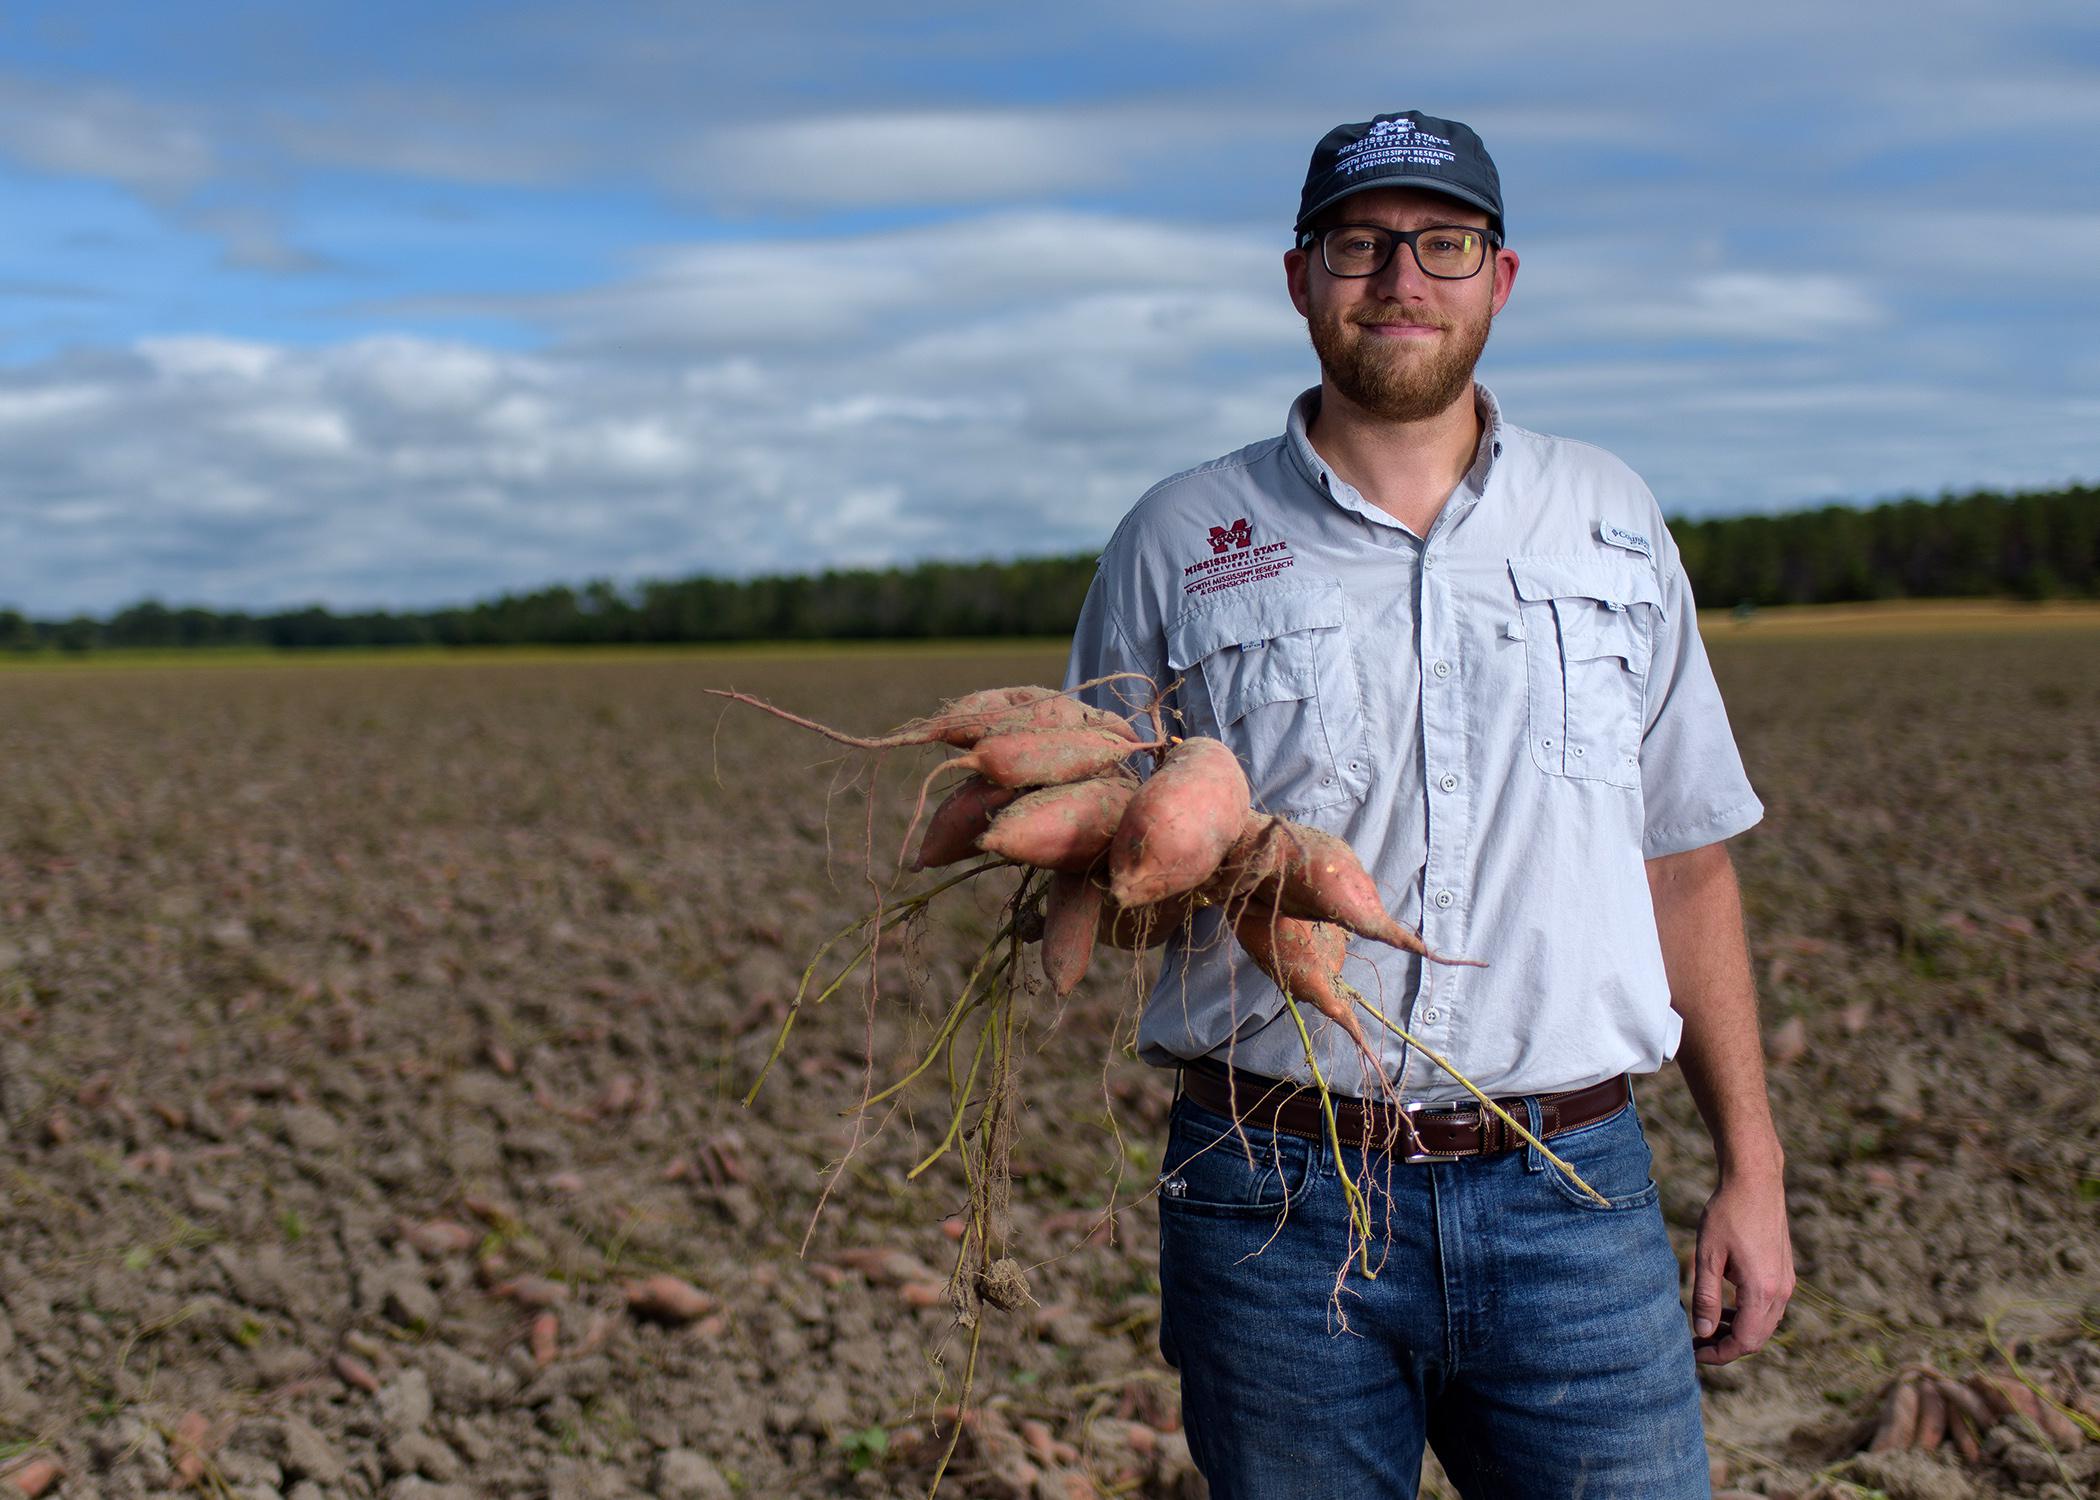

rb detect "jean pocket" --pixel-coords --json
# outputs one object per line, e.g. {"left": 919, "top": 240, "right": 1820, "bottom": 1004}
{"left": 1157, "top": 1097, "right": 1315, "bottom": 1216}
{"left": 1509, "top": 555, "right": 1663, "bottom": 791}
{"left": 1167, "top": 578, "right": 1370, "bottom": 816}
{"left": 1539, "top": 1102, "right": 1661, "bottom": 1213}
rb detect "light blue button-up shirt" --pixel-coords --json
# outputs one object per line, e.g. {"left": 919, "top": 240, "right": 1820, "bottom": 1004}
{"left": 1064, "top": 385, "right": 1763, "bottom": 1100}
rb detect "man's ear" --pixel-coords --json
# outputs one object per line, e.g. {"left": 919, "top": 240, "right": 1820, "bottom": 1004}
{"left": 1490, "top": 247, "right": 1520, "bottom": 316}
{"left": 1285, "top": 245, "right": 1312, "bottom": 319}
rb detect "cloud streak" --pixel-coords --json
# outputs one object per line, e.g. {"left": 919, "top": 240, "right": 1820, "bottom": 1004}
{"left": 0, "top": 1, "right": 2093, "bottom": 612}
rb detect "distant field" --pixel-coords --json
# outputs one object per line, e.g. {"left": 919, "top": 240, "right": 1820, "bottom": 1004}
{"left": 1700, "top": 597, "right": 2100, "bottom": 637}
{"left": 5, "top": 598, "right": 2098, "bottom": 674}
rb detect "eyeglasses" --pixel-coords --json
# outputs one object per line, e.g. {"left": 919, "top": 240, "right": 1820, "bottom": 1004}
{"left": 1299, "top": 223, "right": 1500, "bottom": 280}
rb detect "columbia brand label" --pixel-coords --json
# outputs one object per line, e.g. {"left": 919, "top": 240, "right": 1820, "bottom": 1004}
{"left": 1182, "top": 519, "right": 1297, "bottom": 598}
{"left": 1598, "top": 522, "right": 1653, "bottom": 558}
{"left": 1338, "top": 118, "right": 1456, "bottom": 179}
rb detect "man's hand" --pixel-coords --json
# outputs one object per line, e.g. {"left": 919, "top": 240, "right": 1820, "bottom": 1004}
{"left": 1646, "top": 840, "right": 1794, "bottom": 1365}
{"left": 1691, "top": 1168, "right": 1794, "bottom": 1364}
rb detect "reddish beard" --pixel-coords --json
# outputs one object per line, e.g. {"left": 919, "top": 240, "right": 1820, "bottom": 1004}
{"left": 1307, "top": 291, "right": 1494, "bottom": 423}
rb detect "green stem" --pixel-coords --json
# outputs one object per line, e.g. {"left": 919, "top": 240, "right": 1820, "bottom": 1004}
{"left": 1280, "top": 995, "right": 1378, "bottom": 1276}
{"left": 1347, "top": 984, "right": 1608, "bottom": 1206}
{"left": 742, "top": 859, "right": 1006, "bottom": 1106}
{"left": 907, "top": 991, "right": 997, "bottom": 1180}
{"left": 859, "top": 914, "right": 1017, "bottom": 1112}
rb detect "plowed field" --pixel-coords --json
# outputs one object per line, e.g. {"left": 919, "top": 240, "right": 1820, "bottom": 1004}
{"left": 1, "top": 621, "right": 2095, "bottom": 1499}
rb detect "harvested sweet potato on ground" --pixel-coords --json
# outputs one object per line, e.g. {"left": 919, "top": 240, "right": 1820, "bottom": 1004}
{"left": 1108, "top": 737, "right": 1250, "bottom": 907}
{"left": 1869, "top": 1373, "right": 1921, "bottom": 1452}
{"left": 1911, "top": 1376, "right": 1947, "bottom": 1452}
{"left": 980, "top": 777, "right": 1135, "bottom": 872}
{"left": 1041, "top": 870, "right": 1104, "bottom": 996}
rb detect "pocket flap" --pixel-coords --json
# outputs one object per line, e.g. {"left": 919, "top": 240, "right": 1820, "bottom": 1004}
{"left": 1507, "top": 555, "right": 1667, "bottom": 616}
{"left": 1167, "top": 581, "right": 1346, "bottom": 670}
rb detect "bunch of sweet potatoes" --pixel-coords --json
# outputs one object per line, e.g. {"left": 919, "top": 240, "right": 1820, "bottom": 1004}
{"left": 711, "top": 681, "right": 1473, "bottom": 1051}
{"left": 895, "top": 691, "right": 1474, "bottom": 1043}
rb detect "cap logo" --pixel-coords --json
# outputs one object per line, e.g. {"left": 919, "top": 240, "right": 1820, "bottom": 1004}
{"left": 1337, "top": 122, "right": 1457, "bottom": 179}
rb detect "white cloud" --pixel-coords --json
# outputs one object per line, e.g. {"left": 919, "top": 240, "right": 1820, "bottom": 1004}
{"left": 2, "top": 2, "right": 2097, "bottom": 613}
{"left": 137, "top": 336, "right": 282, "bottom": 382}
{"left": 0, "top": 75, "right": 214, "bottom": 195}
{"left": 694, "top": 109, "right": 1125, "bottom": 206}
{"left": 0, "top": 384, "right": 110, "bottom": 426}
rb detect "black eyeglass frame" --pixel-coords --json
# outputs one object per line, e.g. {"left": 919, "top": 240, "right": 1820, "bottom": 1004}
{"left": 1296, "top": 222, "right": 1504, "bottom": 281}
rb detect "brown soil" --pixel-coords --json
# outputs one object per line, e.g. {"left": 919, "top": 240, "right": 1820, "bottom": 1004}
{"left": 0, "top": 629, "right": 2094, "bottom": 1499}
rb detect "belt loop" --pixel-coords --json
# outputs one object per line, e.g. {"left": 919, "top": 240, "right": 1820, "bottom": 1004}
{"left": 1521, "top": 1094, "right": 1546, "bottom": 1174}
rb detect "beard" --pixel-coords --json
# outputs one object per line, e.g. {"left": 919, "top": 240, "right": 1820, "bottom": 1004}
{"left": 1306, "top": 287, "right": 1494, "bottom": 423}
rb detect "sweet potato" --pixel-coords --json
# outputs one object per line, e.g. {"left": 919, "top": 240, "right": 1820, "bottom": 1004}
{"left": 1936, "top": 1375, "right": 1992, "bottom": 1460}
{"left": 980, "top": 777, "right": 1135, "bottom": 872}
{"left": 1108, "top": 737, "right": 1250, "bottom": 907}
{"left": 1869, "top": 1374, "right": 1921, "bottom": 1452}
{"left": 708, "top": 684, "right": 1141, "bottom": 751}
{"left": 1194, "top": 811, "right": 1289, "bottom": 900}
{"left": 1229, "top": 907, "right": 1372, "bottom": 1062}
{"left": 963, "top": 728, "right": 1139, "bottom": 789}
{"left": 1911, "top": 1376, "right": 1947, "bottom": 1452}
{"left": 914, "top": 776, "right": 1021, "bottom": 868}
{"left": 623, "top": 1272, "right": 715, "bottom": 1324}
{"left": 1236, "top": 819, "right": 1482, "bottom": 968}
{"left": 925, "top": 688, "right": 1142, "bottom": 749}
{"left": 1101, "top": 890, "right": 1202, "bottom": 951}
{"left": 1041, "top": 871, "right": 1104, "bottom": 996}
{"left": 4, "top": 1457, "right": 64, "bottom": 1498}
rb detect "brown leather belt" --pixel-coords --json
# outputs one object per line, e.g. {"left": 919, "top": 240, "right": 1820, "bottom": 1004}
{"left": 1179, "top": 1059, "right": 1631, "bottom": 1163}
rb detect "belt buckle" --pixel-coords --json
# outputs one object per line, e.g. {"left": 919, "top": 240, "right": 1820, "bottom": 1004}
{"left": 1396, "top": 1099, "right": 1438, "bottom": 1164}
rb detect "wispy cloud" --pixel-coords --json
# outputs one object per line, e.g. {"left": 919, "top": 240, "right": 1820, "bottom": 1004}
{"left": 0, "top": 0, "right": 2094, "bottom": 612}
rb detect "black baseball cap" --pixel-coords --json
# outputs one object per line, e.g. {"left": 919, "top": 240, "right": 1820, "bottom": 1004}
{"left": 1296, "top": 111, "right": 1504, "bottom": 240}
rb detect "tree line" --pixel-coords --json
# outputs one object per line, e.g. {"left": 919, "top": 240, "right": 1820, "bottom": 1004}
{"left": 4, "top": 483, "right": 2093, "bottom": 654}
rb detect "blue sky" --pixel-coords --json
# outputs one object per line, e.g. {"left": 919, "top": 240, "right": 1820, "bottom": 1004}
{"left": 1, "top": 1, "right": 2095, "bottom": 614}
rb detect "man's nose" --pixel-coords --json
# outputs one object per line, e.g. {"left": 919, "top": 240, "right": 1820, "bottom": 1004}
{"left": 1368, "top": 241, "right": 1429, "bottom": 297}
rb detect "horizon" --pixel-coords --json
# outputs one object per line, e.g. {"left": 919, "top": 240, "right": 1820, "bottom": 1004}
{"left": 2, "top": 2, "right": 2096, "bottom": 615}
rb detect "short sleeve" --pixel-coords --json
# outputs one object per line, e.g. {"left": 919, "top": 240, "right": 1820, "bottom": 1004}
{"left": 1637, "top": 531, "right": 1763, "bottom": 858}
{"left": 1063, "top": 557, "right": 1172, "bottom": 743}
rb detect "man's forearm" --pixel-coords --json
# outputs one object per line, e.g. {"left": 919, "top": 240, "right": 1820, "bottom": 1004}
{"left": 1646, "top": 841, "right": 1783, "bottom": 1181}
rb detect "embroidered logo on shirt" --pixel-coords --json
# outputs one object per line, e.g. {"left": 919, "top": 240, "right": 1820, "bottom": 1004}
{"left": 1597, "top": 522, "right": 1653, "bottom": 558}
{"left": 1182, "top": 520, "right": 1296, "bottom": 597}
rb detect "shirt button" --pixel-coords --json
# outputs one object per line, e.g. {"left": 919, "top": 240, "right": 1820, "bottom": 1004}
{"left": 1572, "top": 746, "right": 1585, "bottom": 758}
{"left": 1423, "top": 554, "right": 1438, "bottom": 568}
{"left": 1434, "top": 889, "right": 1455, "bottom": 909}
{"left": 1423, "top": 1008, "right": 1441, "bottom": 1023}
{"left": 1438, "top": 773, "right": 1458, "bottom": 792}
{"left": 1431, "top": 659, "right": 1452, "bottom": 679}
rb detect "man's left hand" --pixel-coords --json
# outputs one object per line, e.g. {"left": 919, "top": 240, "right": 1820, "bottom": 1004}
{"left": 1690, "top": 1169, "right": 1794, "bottom": 1364}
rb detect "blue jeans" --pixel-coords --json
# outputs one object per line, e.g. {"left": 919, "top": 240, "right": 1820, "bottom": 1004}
{"left": 1156, "top": 1086, "right": 1710, "bottom": 1499}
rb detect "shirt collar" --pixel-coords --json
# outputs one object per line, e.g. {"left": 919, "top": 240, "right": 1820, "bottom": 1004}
{"left": 1285, "top": 382, "right": 1505, "bottom": 534}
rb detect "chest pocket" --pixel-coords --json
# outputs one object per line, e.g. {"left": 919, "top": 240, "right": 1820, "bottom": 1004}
{"left": 1508, "top": 556, "right": 1665, "bottom": 791}
{"left": 1167, "top": 579, "right": 1370, "bottom": 816}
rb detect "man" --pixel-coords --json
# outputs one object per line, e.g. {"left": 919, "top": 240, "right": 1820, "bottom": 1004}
{"left": 1063, "top": 112, "right": 1793, "bottom": 1498}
